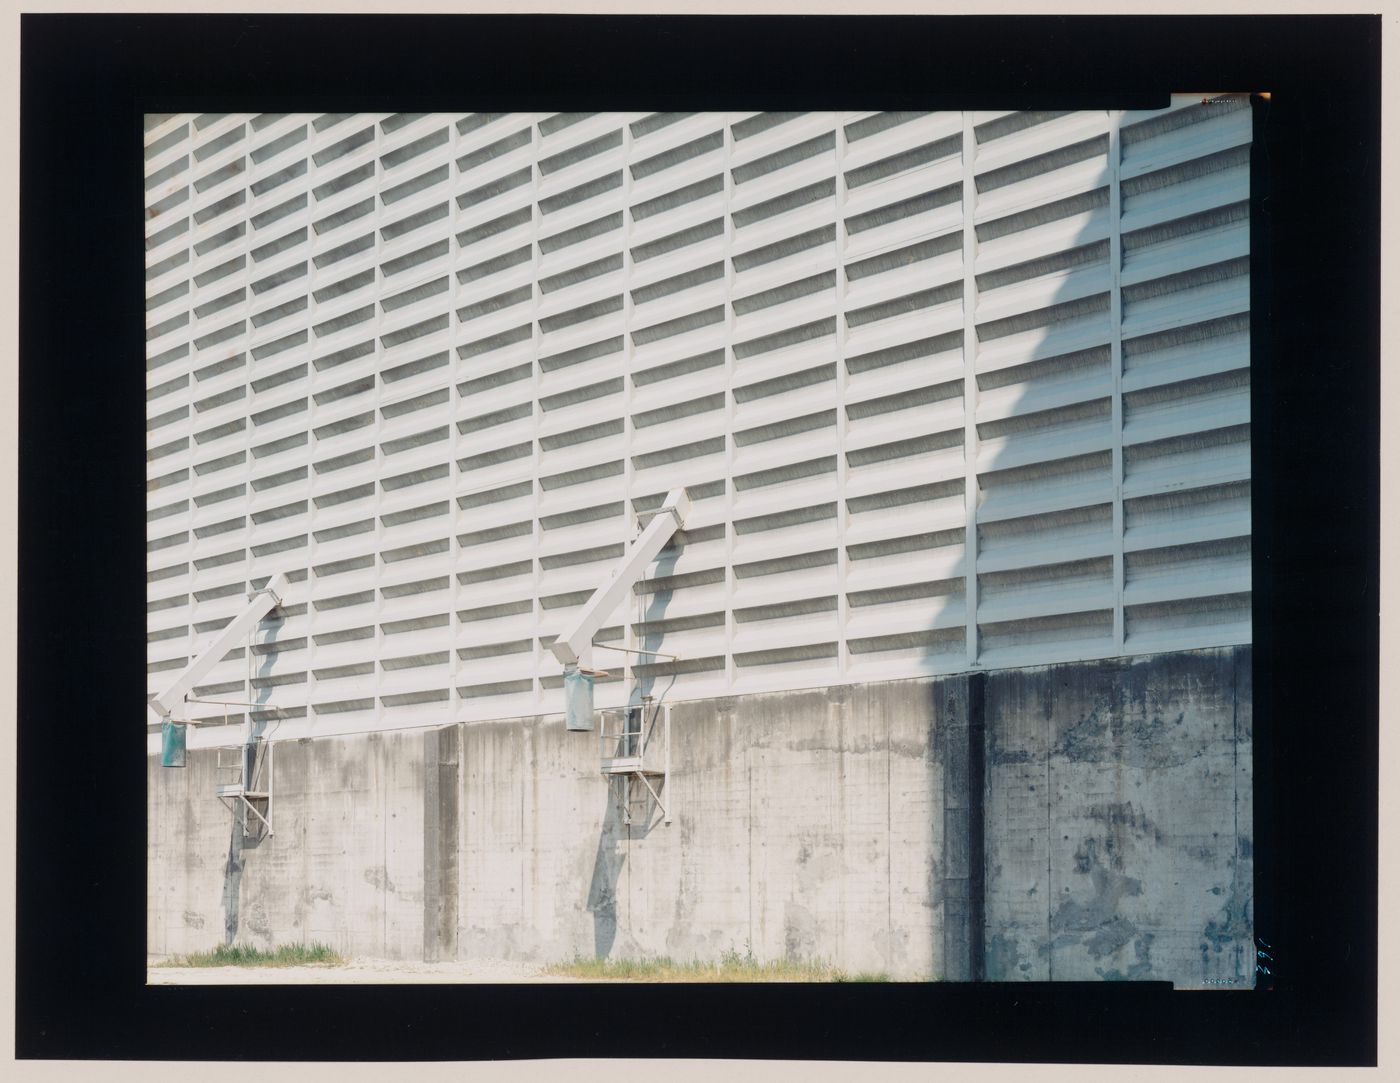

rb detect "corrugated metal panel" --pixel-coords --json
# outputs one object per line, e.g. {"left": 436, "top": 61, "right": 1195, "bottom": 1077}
{"left": 146, "top": 101, "right": 1252, "bottom": 742}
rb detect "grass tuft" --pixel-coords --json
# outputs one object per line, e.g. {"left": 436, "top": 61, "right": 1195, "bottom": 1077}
{"left": 545, "top": 948, "right": 890, "bottom": 983}
{"left": 160, "top": 941, "right": 345, "bottom": 968}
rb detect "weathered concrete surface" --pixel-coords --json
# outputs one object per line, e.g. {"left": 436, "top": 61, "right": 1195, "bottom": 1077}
{"left": 456, "top": 707, "right": 613, "bottom": 964}
{"left": 149, "top": 677, "right": 952, "bottom": 977}
{"left": 148, "top": 730, "right": 428, "bottom": 960}
{"left": 983, "top": 646, "right": 1253, "bottom": 989}
{"left": 422, "top": 725, "right": 459, "bottom": 961}
{"left": 149, "top": 647, "right": 1251, "bottom": 985}
{"left": 453, "top": 678, "right": 949, "bottom": 978}
{"left": 935, "top": 676, "right": 975, "bottom": 980}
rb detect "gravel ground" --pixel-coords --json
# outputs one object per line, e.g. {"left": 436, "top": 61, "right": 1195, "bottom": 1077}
{"left": 148, "top": 959, "right": 588, "bottom": 984}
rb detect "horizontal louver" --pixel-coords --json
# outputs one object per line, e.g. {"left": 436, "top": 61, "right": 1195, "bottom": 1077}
{"left": 146, "top": 101, "right": 1251, "bottom": 740}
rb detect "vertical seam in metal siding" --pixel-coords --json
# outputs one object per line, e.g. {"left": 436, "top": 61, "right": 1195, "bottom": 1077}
{"left": 1110, "top": 109, "right": 1127, "bottom": 652}
{"left": 621, "top": 115, "right": 638, "bottom": 696}
{"left": 961, "top": 113, "right": 981, "bottom": 668}
{"left": 529, "top": 118, "right": 546, "bottom": 706}
{"left": 447, "top": 116, "right": 464, "bottom": 717}
{"left": 834, "top": 115, "right": 851, "bottom": 681}
{"left": 722, "top": 116, "right": 738, "bottom": 693}
{"left": 370, "top": 118, "right": 388, "bottom": 731}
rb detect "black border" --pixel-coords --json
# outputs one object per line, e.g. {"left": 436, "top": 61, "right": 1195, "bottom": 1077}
{"left": 17, "top": 13, "right": 1380, "bottom": 1065}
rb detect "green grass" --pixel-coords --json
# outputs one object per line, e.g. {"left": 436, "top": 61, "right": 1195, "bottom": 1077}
{"left": 160, "top": 941, "right": 345, "bottom": 968}
{"left": 545, "top": 948, "right": 890, "bottom": 983}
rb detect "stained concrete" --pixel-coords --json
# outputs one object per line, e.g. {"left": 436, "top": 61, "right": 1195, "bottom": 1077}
{"left": 450, "top": 678, "right": 949, "bottom": 976}
{"left": 982, "top": 646, "right": 1253, "bottom": 989}
{"left": 422, "top": 725, "right": 458, "bottom": 961}
{"left": 149, "top": 730, "right": 427, "bottom": 960}
{"left": 148, "top": 646, "right": 1252, "bottom": 986}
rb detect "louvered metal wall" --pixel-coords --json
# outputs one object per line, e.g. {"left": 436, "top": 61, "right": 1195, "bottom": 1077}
{"left": 145, "top": 102, "right": 1252, "bottom": 745}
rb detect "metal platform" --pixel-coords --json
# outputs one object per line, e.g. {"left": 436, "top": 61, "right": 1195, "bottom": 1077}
{"left": 600, "top": 701, "right": 670, "bottom": 826}
{"left": 216, "top": 740, "right": 274, "bottom": 838}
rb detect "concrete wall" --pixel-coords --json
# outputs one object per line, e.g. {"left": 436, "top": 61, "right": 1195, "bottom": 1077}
{"left": 148, "top": 647, "right": 1252, "bottom": 985}
{"left": 983, "top": 647, "right": 1253, "bottom": 989}
{"left": 449, "top": 679, "right": 958, "bottom": 978}
{"left": 148, "top": 728, "right": 429, "bottom": 960}
{"left": 150, "top": 676, "right": 960, "bottom": 977}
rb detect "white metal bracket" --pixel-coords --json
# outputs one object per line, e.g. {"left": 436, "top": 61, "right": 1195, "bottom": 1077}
{"left": 549, "top": 488, "right": 690, "bottom": 672}
{"left": 148, "top": 572, "right": 289, "bottom": 724}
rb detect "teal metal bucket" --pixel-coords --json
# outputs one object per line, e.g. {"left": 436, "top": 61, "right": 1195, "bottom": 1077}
{"left": 161, "top": 720, "right": 186, "bottom": 767}
{"left": 564, "top": 669, "right": 595, "bottom": 732}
